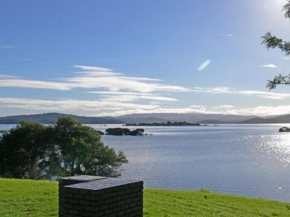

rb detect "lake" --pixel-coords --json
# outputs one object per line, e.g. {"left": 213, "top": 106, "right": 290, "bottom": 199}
{"left": 1, "top": 124, "right": 290, "bottom": 202}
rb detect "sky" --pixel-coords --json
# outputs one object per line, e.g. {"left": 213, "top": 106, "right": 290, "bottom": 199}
{"left": 1, "top": 0, "right": 290, "bottom": 117}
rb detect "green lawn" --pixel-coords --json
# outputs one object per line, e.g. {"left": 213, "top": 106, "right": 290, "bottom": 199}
{"left": 0, "top": 178, "right": 290, "bottom": 217}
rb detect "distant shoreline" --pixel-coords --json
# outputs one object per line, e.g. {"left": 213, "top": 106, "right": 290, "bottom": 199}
{"left": 125, "top": 122, "right": 202, "bottom": 127}
{"left": 1, "top": 112, "right": 290, "bottom": 125}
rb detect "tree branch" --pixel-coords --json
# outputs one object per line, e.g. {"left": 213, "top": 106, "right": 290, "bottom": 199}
{"left": 266, "top": 74, "right": 290, "bottom": 90}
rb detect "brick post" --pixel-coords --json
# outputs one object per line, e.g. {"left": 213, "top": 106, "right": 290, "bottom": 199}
{"left": 59, "top": 176, "right": 106, "bottom": 217}
{"left": 59, "top": 175, "right": 143, "bottom": 217}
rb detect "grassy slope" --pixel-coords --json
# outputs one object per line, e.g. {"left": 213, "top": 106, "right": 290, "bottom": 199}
{"left": 1, "top": 179, "right": 290, "bottom": 217}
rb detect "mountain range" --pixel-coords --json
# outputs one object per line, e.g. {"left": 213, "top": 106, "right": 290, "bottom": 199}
{"left": 0, "top": 112, "right": 290, "bottom": 124}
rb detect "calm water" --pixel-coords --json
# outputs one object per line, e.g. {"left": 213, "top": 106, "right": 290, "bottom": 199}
{"left": 1, "top": 124, "right": 290, "bottom": 202}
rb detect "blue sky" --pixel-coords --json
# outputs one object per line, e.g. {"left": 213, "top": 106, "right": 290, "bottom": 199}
{"left": 1, "top": 0, "right": 290, "bottom": 117}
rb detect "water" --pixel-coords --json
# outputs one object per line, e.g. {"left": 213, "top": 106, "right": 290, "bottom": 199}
{"left": 1, "top": 124, "right": 290, "bottom": 202}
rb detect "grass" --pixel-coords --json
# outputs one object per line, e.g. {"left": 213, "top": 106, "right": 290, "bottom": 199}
{"left": 1, "top": 179, "right": 290, "bottom": 217}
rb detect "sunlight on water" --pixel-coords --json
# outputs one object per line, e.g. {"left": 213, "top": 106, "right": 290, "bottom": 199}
{"left": 248, "top": 134, "right": 290, "bottom": 167}
{"left": 99, "top": 124, "right": 290, "bottom": 202}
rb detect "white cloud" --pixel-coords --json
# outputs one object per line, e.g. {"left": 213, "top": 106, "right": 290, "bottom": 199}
{"left": 0, "top": 45, "right": 16, "bottom": 49}
{"left": 238, "top": 90, "right": 290, "bottom": 100}
{"left": 208, "top": 105, "right": 290, "bottom": 117}
{"left": 213, "top": 105, "right": 235, "bottom": 109}
{"left": 198, "top": 60, "right": 211, "bottom": 71}
{"left": 0, "top": 97, "right": 159, "bottom": 112}
{"left": 96, "top": 105, "right": 290, "bottom": 117}
{"left": 261, "top": 64, "right": 278, "bottom": 68}
{"left": 3, "top": 65, "right": 290, "bottom": 117}
{"left": 96, "top": 107, "right": 210, "bottom": 117}
{"left": 88, "top": 91, "right": 177, "bottom": 102}
{"left": 0, "top": 65, "right": 189, "bottom": 93}
{"left": 88, "top": 91, "right": 152, "bottom": 96}
{"left": 237, "top": 106, "right": 290, "bottom": 116}
{"left": 191, "top": 87, "right": 290, "bottom": 100}
{"left": 190, "top": 105, "right": 207, "bottom": 110}
{"left": 0, "top": 78, "right": 72, "bottom": 90}
{"left": 192, "top": 87, "right": 231, "bottom": 94}
{"left": 226, "top": 34, "right": 234, "bottom": 37}
{"left": 91, "top": 105, "right": 290, "bottom": 117}
{"left": 74, "top": 65, "right": 113, "bottom": 72}
{"left": 74, "top": 65, "right": 121, "bottom": 77}
{"left": 1, "top": 96, "right": 290, "bottom": 117}
{"left": 2, "top": 66, "right": 290, "bottom": 101}
{"left": 0, "top": 75, "right": 19, "bottom": 78}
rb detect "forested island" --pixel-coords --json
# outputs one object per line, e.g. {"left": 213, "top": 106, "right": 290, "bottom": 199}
{"left": 279, "top": 127, "right": 290, "bottom": 132}
{"left": 105, "top": 128, "right": 148, "bottom": 136}
{"left": 126, "top": 121, "right": 201, "bottom": 126}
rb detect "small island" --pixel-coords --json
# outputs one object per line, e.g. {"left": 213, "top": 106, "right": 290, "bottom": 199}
{"left": 105, "top": 128, "right": 146, "bottom": 136}
{"left": 126, "top": 121, "right": 201, "bottom": 127}
{"left": 279, "top": 127, "right": 290, "bottom": 132}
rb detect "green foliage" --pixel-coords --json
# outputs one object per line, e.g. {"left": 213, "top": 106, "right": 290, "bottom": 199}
{"left": 262, "top": 32, "right": 289, "bottom": 54}
{"left": 284, "top": 0, "right": 290, "bottom": 19}
{"left": 262, "top": 0, "right": 290, "bottom": 89}
{"left": 51, "top": 117, "right": 128, "bottom": 177}
{"left": 265, "top": 74, "right": 290, "bottom": 90}
{"left": 0, "top": 121, "right": 54, "bottom": 179}
{"left": 1, "top": 178, "right": 290, "bottom": 217}
{"left": 130, "top": 129, "right": 145, "bottom": 136}
{"left": 105, "top": 127, "right": 144, "bottom": 136}
{"left": 106, "top": 128, "right": 131, "bottom": 135}
{"left": 0, "top": 117, "right": 128, "bottom": 179}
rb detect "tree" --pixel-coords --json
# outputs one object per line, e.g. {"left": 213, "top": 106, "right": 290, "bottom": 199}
{"left": 262, "top": 0, "right": 290, "bottom": 89}
{"left": 0, "top": 121, "right": 55, "bottom": 179}
{"left": 0, "top": 117, "right": 128, "bottom": 179}
{"left": 49, "top": 117, "right": 128, "bottom": 178}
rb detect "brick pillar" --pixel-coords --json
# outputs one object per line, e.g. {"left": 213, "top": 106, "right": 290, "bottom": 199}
{"left": 59, "top": 176, "right": 106, "bottom": 217}
{"left": 59, "top": 176, "right": 143, "bottom": 217}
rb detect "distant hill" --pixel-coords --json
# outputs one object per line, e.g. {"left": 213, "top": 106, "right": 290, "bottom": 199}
{"left": 0, "top": 113, "right": 124, "bottom": 124}
{"left": 119, "top": 113, "right": 257, "bottom": 123}
{"left": 118, "top": 117, "right": 167, "bottom": 124}
{"left": 240, "top": 114, "right": 290, "bottom": 124}
{"left": 198, "top": 119, "right": 237, "bottom": 124}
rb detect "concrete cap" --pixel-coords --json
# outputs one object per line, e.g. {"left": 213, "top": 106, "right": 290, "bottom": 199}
{"left": 60, "top": 175, "right": 107, "bottom": 182}
{"left": 66, "top": 178, "right": 143, "bottom": 191}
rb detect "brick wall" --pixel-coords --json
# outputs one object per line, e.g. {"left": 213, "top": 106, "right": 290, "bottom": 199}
{"left": 59, "top": 176, "right": 143, "bottom": 217}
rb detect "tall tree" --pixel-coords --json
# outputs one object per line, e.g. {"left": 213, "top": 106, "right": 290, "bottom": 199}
{"left": 49, "top": 116, "right": 128, "bottom": 178}
{"left": 262, "top": 0, "right": 290, "bottom": 89}
{"left": 0, "top": 121, "right": 55, "bottom": 179}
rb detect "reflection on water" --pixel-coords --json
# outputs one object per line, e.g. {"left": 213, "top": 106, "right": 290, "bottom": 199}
{"left": 99, "top": 124, "right": 290, "bottom": 202}
{"left": 1, "top": 124, "right": 290, "bottom": 202}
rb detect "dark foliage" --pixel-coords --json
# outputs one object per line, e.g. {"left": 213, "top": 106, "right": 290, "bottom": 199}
{"left": 0, "top": 121, "right": 55, "bottom": 179}
{"left": 50, "top": 117, "right": 128, "bottom": 177}
{"left": 106, "top": 128, "right": 131, "bottom": 135}
{"left": 0, "top": 117, "right": 128, "bottom": 179}
{"left": 105, "top": 128, "right": 145, "bottom": 136}
{"left": 262, "top": 0, "right": 290, "bottom": 89}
